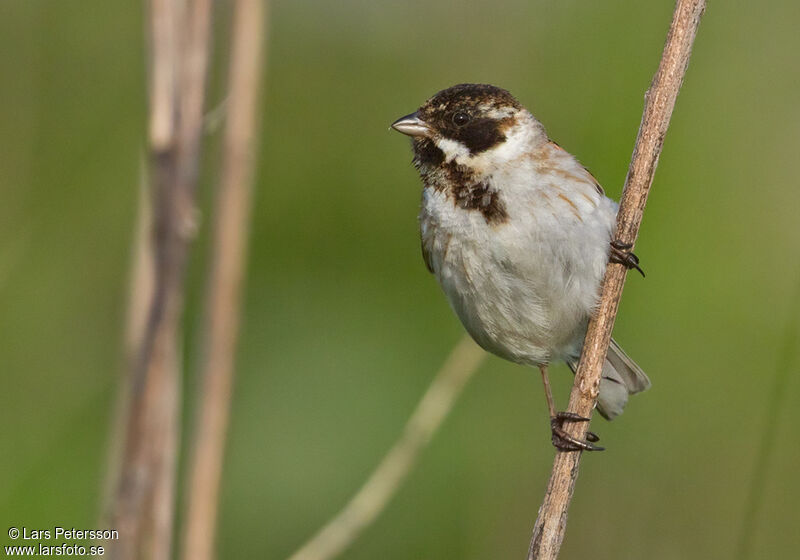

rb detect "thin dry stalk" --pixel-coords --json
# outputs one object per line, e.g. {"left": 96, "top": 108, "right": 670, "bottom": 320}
{"left": 527, "top": 1, "right": 706, "bottom": 558}
{"left": 103, "top": 158, "right": 153, "bottom": 512}
{"left": 105, "top": 0, "right": 213, "bottom": 558}
{"left": 180, "top": 1, "right": 268, "bottom": 559}
{"left": 286, "top": 336, "right": 486, "bottom": 560}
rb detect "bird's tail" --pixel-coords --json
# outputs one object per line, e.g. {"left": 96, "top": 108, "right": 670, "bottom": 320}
{"left": 567, "top": 338, "right": 651, "bottom": 420}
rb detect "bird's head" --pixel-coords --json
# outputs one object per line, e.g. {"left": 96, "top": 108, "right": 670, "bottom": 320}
{"left": 391, "top": 83, "right": 546, "bottom": 176}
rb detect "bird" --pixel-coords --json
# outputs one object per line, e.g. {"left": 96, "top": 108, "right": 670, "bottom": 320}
{"left": 391, "top": 83, "right": 650, "bottom": 451}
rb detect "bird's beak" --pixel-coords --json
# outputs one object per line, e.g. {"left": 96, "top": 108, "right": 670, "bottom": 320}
{"left": 391, "top": 112, "right": 431, "bottom": 137}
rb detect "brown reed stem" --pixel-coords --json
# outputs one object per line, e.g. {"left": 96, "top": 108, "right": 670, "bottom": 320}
{"left": 105, "top": 0, "right": 212, "bottom": 558}
{"left": 180, "top": 1, "right": 268, "bottom": 559}
{"left": 527, "top": 1, "right": 706, "bottom": 558}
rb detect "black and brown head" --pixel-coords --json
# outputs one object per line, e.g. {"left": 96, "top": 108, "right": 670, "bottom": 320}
{"left": 391, "top": 83, "right": 540, "bottom": 174}
{"left": 392, "top": 84, "right": 542, "bottom": 225}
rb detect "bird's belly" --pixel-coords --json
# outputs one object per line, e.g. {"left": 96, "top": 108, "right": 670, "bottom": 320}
{"left": 420, "top": 190, "right": 603, "bottom": 366}
{"left": 441, "top": 249, "right": 560, "bottom": 365}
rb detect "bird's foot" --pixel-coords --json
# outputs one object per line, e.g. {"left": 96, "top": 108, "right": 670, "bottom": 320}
{"left": 609, "top": 239, "right": 645, "bottom": 277}
{"left": 550, "top": 412, "right": 604, "bottom": 452}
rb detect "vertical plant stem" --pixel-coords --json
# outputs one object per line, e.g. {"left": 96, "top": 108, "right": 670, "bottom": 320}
{"left": 106, "top": 0, "right": 213, "bottom": 558}
{"left": 180, "top": 1, "right": 268, "bottom": 559}
{"left": 527, "top": 1, "right": 706, "bottom": 558}
{"left": 103, "top": 157, "right": 153, "bottom": 513}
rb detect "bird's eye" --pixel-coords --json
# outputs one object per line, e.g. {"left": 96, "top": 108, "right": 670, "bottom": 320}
{"left": 452, "top": 112, "right": 471, "bottom": 126}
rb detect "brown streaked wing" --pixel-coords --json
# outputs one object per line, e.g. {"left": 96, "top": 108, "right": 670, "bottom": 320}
{"left": 547, "top": 140, "right": 604, "bottom": 195}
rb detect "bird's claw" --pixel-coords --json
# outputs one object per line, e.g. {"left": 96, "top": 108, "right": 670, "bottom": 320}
{"left": 550, "top": 412, "right": 604, "bottom": 452}
{"left": 609, "top": 240, "right": 645, "bottom": 277}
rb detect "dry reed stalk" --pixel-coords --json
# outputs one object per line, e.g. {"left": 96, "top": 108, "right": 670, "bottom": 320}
{"left": 180, "top": 1, "right": 268, "bottom": 559}
{"left": 102, "top": 158, "right": 153, "bottom": 513}
{"left": 527, "top": 1, "right": 706, "bottom": 558}
{"left": 286, "top": 336, "right": 486, "bottom": 560}
{"left": 105, "top": 0, "right": 213, "bottom": 557}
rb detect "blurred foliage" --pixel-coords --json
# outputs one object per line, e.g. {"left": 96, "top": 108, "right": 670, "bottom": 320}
{"left": 1, "top": 1, "right": 800, "bottom": 559}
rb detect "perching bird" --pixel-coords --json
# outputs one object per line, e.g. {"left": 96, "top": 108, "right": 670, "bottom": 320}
{"left": 391, "top": 83, "right": 650, "bottom": 451}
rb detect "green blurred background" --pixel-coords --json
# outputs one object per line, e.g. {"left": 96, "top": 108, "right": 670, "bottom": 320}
{"left": 2, "top": 0, "right": 799, "bottom": 558}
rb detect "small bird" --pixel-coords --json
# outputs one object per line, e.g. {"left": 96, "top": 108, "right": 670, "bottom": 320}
{"left": 391, "top": 83, "right": 650, "bottom": 451}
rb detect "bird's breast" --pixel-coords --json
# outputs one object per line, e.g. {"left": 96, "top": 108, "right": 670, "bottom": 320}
{"left": 420, "top": 186, "right": 555, "bottom": 364}
{"left": 419, "top": 175, "right": 614, "bottom": 366}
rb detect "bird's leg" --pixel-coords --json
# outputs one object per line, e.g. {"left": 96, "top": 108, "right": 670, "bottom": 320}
{"left": 609, "top": 239, "right": 645, "bottom": 277}
{"left": 538, "top": 365, "right": 604, "bottom": 452}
